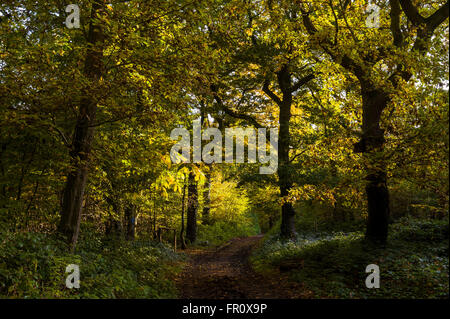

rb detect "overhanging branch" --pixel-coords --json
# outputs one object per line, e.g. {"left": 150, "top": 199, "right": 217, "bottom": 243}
{"left": 262, "top": 80, "right": 283, "bottom": 107}
{"left": 291, "top": 73, "right": 315, "bottom": 93}
{"left": 210, "top": 85, "right": 265, "bottom": 129}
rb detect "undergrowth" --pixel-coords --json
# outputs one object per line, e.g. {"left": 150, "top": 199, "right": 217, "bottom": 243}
{"left": 251, "top": 217, "right": 449, "bottom": 298}
{"left": 0, "top": 229, "right": 183, "bottom": 299}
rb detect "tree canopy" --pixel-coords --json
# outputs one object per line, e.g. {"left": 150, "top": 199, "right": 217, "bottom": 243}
{"left": 0, "top": 0, "right": 448, "bottom": 300}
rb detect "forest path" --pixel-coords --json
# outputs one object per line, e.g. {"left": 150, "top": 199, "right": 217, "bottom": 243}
{"left": 176, "top": 235, "right": 313, "bottom": 299}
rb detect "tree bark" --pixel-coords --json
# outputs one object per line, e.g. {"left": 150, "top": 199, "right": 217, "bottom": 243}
{"left": 262, "top": 66, "right": 314, "bottom": 239}
{"left": 202, "top": 167, "right": 212, "bottom": 225}
{"left": 0, "top": 142, "right": 7, "bottom": 199}
{"left": 186, "top": 170, "right": 198, "bottom": 244}
{"left": 105, "top": 218, "right": 123, "bottom": 239}
{"left": 354, "top": 86, "right": 391, "bottom": 244}
{"left": 58, "top": 0, "right": 106, "bottom": 249}
{"left": 105, "top": 197, "right": 123, "bottom": 240}
{"left": 180, "top": 177, "right": 187, "bottom": 249}
{"left": 277, "top": 66, "right": 297, "bottom": 239}
{"left": 124, "top": 204, "right": 136, "bottom": 241}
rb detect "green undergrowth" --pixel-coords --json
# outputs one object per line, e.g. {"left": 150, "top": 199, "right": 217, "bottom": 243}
{"left": 194, "top": 217, "right": 260, "bottom": 248}
{"left": 0, "top": 229, "right": 184, "bottom": 298}
{"left": 251, "top": 217, "right": 449, "bottom": 298}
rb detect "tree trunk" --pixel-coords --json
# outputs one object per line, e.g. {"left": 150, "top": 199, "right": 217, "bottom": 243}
{"left": 180, "top": 178, "right": 187, "bottom": 249}
{"left": 262, "top": 66, "right": 314, "bottom": 239}
{"left": 268, "top": 215, "right": 274, "bottom": 230}
{"left": 186, "top": 170, "right": 198, "bottom": 244}
{"left": 58, "top": 0, "right": 106, "bottom": 249}
{"left": 0, "top": 142, "right": 7, "bottom": 200}
{"left": 202, "top": 166, "right": 211, "bottom": 225}
{"left": 105, "top": 198, "right": 123, "bottom": 240}
{"left": 354, "top": 86, "right": 390, "bottom": 244}
{"left": 152, "top": 192, "right": 157, "bottom": 238}
{"left": 105, "top": 218, "right": 123, "bottom": 239}
{"left": 277, "top": 66, "right": 297, "bottom": 239}
{"left": 125, "top": 204, "right": 136, "bottom": 241}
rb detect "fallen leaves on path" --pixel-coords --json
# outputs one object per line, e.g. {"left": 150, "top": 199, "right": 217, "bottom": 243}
{"left": 176, "top": 235, "right": 314, "bottom": 299}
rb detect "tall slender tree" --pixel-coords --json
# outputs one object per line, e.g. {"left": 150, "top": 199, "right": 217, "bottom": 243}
{"left": 58, "top": 0, "right": 106, "bottom": 248}
{"left": 263, "top": 65, "right": 315, "bottom": 238}
{"left": 186, "top": 170, "right": 198, "bottom": 243}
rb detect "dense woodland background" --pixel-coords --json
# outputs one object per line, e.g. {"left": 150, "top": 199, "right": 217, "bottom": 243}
{"left": 0, "top": 0, "right": 448, "bottom": 299}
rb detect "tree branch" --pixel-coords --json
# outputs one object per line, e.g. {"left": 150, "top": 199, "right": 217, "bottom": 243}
{"left": 425, "top": 1, "right": 449, "bottom": 32}
{"left": 398, "top": 0, "right": 426, "bottom": 26}
{"left": 300, "top": 8, "right": 366, "bottom": 80}
{"left": 210, "top": 85, "right": 265, "bottom": 128}
{"left": 262, "top": 79, "right": 283, "bottom": 107}
{"left": 291, "top": 73, "right": 315, "bottom": 93}
{"left": 289, "top": 148, "right": 308, "bottom": 163}
{"left": 390, "top": 0, "right": 404, "bottom": 47}
{"left": 328, "top": 0, "right": 340, "bottom": 45}
{"left": 390, "top": 0, "right": 449, "bottom": 83}
{"left": 399, "top": 0, "right": 449, "bottom": 33}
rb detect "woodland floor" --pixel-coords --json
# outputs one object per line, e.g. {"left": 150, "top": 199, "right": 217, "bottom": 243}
{"left": 176, "top": 235, "right": 313, "bottom": 299}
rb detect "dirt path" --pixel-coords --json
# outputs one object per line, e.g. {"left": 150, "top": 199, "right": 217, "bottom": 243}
{"left": 176, "top": 235, "right": 313, "bottom": 299}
